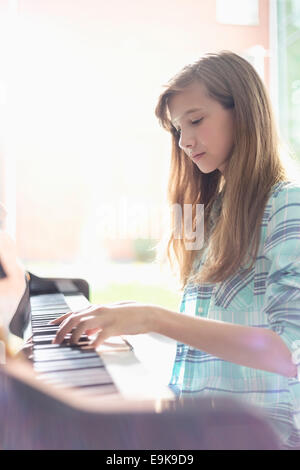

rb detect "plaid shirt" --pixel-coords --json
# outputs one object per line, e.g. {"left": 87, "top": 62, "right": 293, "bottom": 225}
{"left": 169, "top": 180, "right": 300, "bottom": 449}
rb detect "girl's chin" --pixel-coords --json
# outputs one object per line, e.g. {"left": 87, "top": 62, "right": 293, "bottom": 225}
{"left": 196, "top": 165, "right": 218, "bottom": 174}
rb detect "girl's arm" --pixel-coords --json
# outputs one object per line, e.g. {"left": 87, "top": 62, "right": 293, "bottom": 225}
{"left": 152, "top": 306, "right": 297, "bottom": 378}
{"left": 52, "top": 301, "right": 297, "bottom": 378}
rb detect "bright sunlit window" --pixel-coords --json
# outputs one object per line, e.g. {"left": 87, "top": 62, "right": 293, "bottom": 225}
{"left": 216, "top": 0, "right": 259, "bottom": 25}
{"left": 0, "top": 0, "right": 293, "bottom": 312}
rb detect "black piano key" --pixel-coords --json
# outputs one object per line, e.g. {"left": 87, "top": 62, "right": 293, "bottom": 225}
{"left": 32, "top": 323, "right": 66, "bottom": 330}
{"left": 31, "top": 326, "right": 60, "bottom": 334}
{"left": 31, "top": 308, "right": 68, "bottom": 315}
{"left": 36, "top": 367, "right": 114, "bottom": 388}
{"left": 31, "top": 324, "right": 62, "bottom": 330}
{"left": 31, "top": 306, "right": 69, "bottom": 311}
{"left": 33, "top": 335, "right": 70, "bottom": 345}
{"left": 33, "top": 314, "right": 67, "bottom": 319}
{"left": 31, "top": 322, "right": 59, "bottom": 328}
{"left": 31, "top": 315, "right": 68, "bottom": 322}
{"left": 32, "top": 312, "right": 68, "bottom": 317}
{"left": 33, "top": 343, "right": 74, "bottom": 350}
{"left": 31, "top": 303, "right": 69, "bottom": 308}
{"left": 31, "top": 320, "right": 65, "bottom": 326}
{"left": 32, "top": 318, "right": 60, "bottom": 321}
{"left": 34, "top": 351, "right": 100, "bottom": 362}
{"left": 34, "top": 357, "right": 104, "bottom": 373}
{"left": 30, "top": 293, "right": 66, "bottom": 306}
{"left": 31, "top": 291, "right": 119, "bottom": 395}
{"left": 31, "top": 308, "right": 70, "bottom": 316}
{"left": 33, "top": 333, "right": 89, "bottom": 344}
{"left": 35, "top": 357, "right": 103, "bottom": 371}
{"left": 33, "top": 345, "right": 100, "bottom": 357}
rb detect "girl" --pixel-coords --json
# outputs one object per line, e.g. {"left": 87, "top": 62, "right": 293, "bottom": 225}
{"left": 52, "top": 51, "right": 300, "bottom": 449}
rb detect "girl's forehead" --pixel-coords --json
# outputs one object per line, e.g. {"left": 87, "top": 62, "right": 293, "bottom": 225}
{"left": 167, "top": 84, "right": 210, "bottom": 123}
{"left": 168, "top": 83, "right": 210, "bottom": 111}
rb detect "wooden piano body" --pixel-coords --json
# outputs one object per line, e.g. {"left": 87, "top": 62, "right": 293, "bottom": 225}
{"left": 0, "top": 272, "right": 281, "bottom": 450}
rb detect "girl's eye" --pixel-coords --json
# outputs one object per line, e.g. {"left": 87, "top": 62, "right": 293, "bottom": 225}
{"left": 192, "top": 118, "right": 203, "bottom": 125}
{"left": 173, "top": 118, "right": 203, "bottom": 135}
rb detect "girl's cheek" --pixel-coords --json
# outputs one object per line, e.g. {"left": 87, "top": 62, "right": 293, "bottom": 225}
{"left": 199, "top": 122, "right": 212, "bottom": 143}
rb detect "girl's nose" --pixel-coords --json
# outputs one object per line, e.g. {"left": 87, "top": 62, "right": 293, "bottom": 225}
{"left": 179, "top": 129, "right": 196, "bottom": 153}
{"left": 179, "top": 135, "right": 196, "bottom": 155}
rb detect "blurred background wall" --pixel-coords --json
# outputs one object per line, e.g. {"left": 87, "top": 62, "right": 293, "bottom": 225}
{"left": 0, "top": 0, "right": 299, "bottom": 307}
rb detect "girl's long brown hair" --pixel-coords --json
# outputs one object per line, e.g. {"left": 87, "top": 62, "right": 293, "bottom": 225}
{"left": 155, "top": 51, "right": 289, "bottom": 290}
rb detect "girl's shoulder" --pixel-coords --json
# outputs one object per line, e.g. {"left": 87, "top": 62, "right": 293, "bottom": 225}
{"left": 266, "top": 180, "right": 300, "bottom": 224}
{"left": 268, "top": 180, "right": 300, "bottom": 204}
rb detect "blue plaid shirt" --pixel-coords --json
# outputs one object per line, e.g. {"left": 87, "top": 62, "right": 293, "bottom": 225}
{"left": 170, "top": 180, "right": 300, "bottom": 449}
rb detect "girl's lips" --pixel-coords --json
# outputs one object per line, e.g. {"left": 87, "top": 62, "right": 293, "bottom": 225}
{"left": 192, "top": 152, "right": 206, "bottom": 161}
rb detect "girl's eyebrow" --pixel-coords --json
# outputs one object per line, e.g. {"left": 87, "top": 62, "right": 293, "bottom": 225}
{"left": 171, "top": 107, "right": 204, "bottom": 126}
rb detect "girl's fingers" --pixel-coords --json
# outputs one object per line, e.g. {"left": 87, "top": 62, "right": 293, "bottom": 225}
{"left": 70, "top": 316, "right": 98, "bottom": 344}
{"left": 48, "top": 311, "right": 72, "bottom": 325}
{"left": 49, "top": 306, "right": 95, "bottom": 325}
{"left": 85, "top": 327, "right": 100, "bottom": 336}
{"left": 53, "top": 307, "right": 103, "bottom": 343}
{"left": 52, "top": 305, "right": 108, "bottom": 344}
{"left": 90, "top": 328, "right": 113, "bottom": 349}
{"left": 53, "top": 315, "right": 81, "bottom": 344}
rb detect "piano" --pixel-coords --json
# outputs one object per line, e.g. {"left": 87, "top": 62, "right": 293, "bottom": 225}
{"left": 15, "top": 271, "right": 176, "bottom": 402}
{"left": 1, "top": 271, "right": 281, "bottom": 450}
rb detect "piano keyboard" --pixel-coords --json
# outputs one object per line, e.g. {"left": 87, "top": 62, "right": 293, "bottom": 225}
{"left": 31, "top": 293, "right": 119, "bottom": 396}
{"left": 28, "top": 290, "right": 176, "bottom": 402}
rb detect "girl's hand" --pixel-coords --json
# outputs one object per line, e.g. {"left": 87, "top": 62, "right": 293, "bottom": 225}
{"left": 50, "top": 301, "right": 157, "bottom": 349}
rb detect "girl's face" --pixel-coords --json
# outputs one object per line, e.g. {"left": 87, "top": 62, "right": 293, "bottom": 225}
{"left": 167, "top": 81, "right": 235, "bottom": 174}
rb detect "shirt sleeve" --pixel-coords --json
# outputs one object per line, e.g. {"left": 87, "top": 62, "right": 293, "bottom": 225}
{"left": 262, "top": 185, "right": 300, "bottom": 375}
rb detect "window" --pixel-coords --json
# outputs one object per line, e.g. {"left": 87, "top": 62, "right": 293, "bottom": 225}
{"left": 216, "top": 0, "right": 259, "bottom": 26}
{"left": 241, "top": 45, "right": 266, "bottom": 81}
{"left": 277, "top": 0, "right": 300, "bottom": 160}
